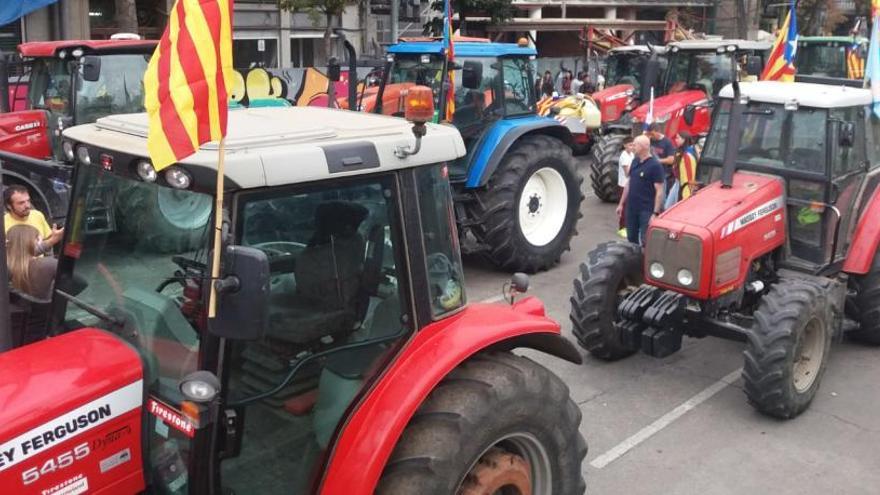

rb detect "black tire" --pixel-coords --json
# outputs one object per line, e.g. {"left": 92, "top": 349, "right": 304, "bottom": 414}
{"left": 742, "top": 280, "right": 833, "bottom": 419}
{"left": 589, "top": 133, "right": 625, "bottom": 203}
{"left": 377, "top": 352, "right": 586, "bottom": 495}
{"left": 468, "top": 134, "right": 584, "bottom": 273}
{"left": 569, "top": 241, "right": 643, "bottom": 360}
{"left": 850, "top": 249, "right": 880, "bottom": 345}
{"left": 115, "top": 185, "right": 213, "bottom": 253}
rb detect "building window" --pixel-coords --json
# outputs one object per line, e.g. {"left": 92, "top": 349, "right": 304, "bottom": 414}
{"left": 233, "top": 37, "right": 279, "bottom": 69}
{"left": 290, "top": 38, "right": 316, "bottom": 68}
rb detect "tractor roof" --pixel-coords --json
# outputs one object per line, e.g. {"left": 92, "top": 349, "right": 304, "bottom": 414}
{"left": 667, "top": 39, "right": 771, "bottom": 52}
{"left": 62, "top": 107, "right": 466, "bottom": 190}
{"left": 719, "top": 81, "right": 871, "bottom": 108}
{"left": 388, "top": 40, "right": 536, "bottom": 57}
{"left": 609, "top": 45, "right": 665, "bottom": 54}
{"left": 18, "top": 39, "right": 157, "bottom": 58}
{"left": 798, "top": 36, "right": 867, "bottom": 45}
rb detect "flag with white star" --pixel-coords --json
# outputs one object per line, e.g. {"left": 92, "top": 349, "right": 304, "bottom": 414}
{"left": 761, "top": 0, "right": 798, "bottom": 82}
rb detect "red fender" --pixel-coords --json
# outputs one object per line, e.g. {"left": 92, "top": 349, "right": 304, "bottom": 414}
{"left": 318, "top": 298, "right": 569, "bottom": 494}
{"left": 843, "top": 187, "right": 880, "bottom": 275}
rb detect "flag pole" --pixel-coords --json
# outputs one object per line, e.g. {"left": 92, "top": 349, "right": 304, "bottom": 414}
{"left": 208, "top": 138, "right": 226, "bottom": 318}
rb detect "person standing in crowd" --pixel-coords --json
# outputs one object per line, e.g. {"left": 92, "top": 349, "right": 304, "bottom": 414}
{"left": 541, "top": 70, "right": 555, "bottom": 97}
{"left": 647, "top": 123, "right": 678, "bottom": 207}
{"left": 617, "top": 136, "right": 635, "bottom": 232}
{"left": 4, "top": 185, "right": 63, "bottom": 255}
{"left": 617, "top": 135, "right": 664, "bottom": 246}
{"left": 6, "top": 224, "right": 58, "bottom": 300}
{"left": 581, "top": 73, "right": 595, "bottom": 94}
{"left": 571, "top": 71, "right": 584, "bottom": 95}
{"left": 561, "top": 71, "right": 573, "bottom": 95}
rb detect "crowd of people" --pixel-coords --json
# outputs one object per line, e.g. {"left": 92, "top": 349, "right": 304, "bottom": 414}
{"left": 536, "top": 69, "right": 602, "bottom": 99}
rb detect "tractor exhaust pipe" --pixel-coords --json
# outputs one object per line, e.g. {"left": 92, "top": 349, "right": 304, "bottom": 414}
{"left": 0, "top": 54, "right": 9, "bottom": 114}
{"left": 720, "top": 55, "right": 744, "bottom": 189}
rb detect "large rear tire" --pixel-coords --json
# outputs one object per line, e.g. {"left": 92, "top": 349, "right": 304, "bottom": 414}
{"left": 743, "top": 280, "right": 832, "bottom": 419}
{"left": 850, "top": 249, "right": 880, "bottom": 345}
{"left": 116, "top": 186, "right": 213, "bottom": 253}
{"left": 589, "top": 133, "right": 625, "bottom": 203}
{"left": 377, "top": 352, "right": 587, "bottom": 495}
{"left": 469, "top": 134, "right": 584, "bottom": 273}
{"left": 569, "top": 241, "right": 643, "bottom": 360}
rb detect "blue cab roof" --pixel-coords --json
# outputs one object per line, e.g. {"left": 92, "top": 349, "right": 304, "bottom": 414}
{"left": 388, "top": 41, "right": 536, "bottom": 57}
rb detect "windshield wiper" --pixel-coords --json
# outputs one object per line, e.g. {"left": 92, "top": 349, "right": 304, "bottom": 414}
{"left": 55, "top": 289, "right": 126, "bottom": 330}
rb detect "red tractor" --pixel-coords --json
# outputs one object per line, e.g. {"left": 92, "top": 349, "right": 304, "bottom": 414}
{"left": 0, "top": 94, "right": 586, "bottom": 493}
{"left": 571, "top": 77, "right": 880, "bottom": 419}
{"left": 0, "top": 38, "right": 156, "bottom": 222}
{"left": 589, "top": 39, "right": 770, "bottom": 202}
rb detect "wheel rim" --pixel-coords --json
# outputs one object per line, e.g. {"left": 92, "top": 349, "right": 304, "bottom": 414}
{"left": 518, "top": 167, "right": 568, "bottom": 247}
{"left": 458, "top": 432, "right": 552, "bottom": 495}
{"left": 793, "top": 317, "right": 825, "bottom": 393}
{"left": 157, "top": 188, "right": 213, "bottom": 230}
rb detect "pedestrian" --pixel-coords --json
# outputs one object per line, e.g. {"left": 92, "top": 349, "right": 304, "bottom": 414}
{"left": 647, "top": 122, "right": 678, "bottom": 208}
{"left": 6, "top": 224, "right": 57, "bottom": 300}
{"left": 617, "top": 135, "right": 664, "bottom": 246}
{"left": 561, "top": 71, "right": 573, "bottom": 95}
{"left": 541, "top": 71, "right": 555, "bottom": 97}
{"left": 4, "top": 185, "right": 63, "bottom": 255}
{"left": 571, "top": 71, "right": 584, "bottom": 95}
{"left": 617, "top": 136, "right": 635, "bottom": 233}
{"left": 581, "top": 73, "right": 595, "bottom": 94}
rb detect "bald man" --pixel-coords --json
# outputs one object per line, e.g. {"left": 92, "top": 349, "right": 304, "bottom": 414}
{"left": 616, "top": 134, "right": 665, "bottom": 245}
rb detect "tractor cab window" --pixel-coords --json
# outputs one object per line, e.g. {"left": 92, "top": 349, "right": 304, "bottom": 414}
{"left": 222, "top": 174, "right": 409, "bottom": 494}
{"left": 415, "top": 163, "right": 465, "bottom": 316}
{"left": 53, "top": 163, "right": 213, "bottom": 494}
{"left": 500, "top": 56, "right": 534, "bottom": 116}
{"left": 75, "top": 53, "right": 150, "bottom": 124}
{"left": 388, "top": 53, "right": 445, "bottom": 108}
{"left": 606, "top": 53, "right": 644, "bottom": 88}
{"left": 866, "top": 111, "right": 880, "bottom": 169}
{"left": 27, "top": 58, "right": 72, "bottom": 115}
{"left": 453, "top": 57, "right": 499, "bottom": 129}
{"left": 797, "top": 42, "right": 847, "bottom": 78}
{"left": 665, "top": 52, "right": 732, "bottom": 96}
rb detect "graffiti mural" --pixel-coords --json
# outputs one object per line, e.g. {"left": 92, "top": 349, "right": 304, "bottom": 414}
{"left": 230, "top": 66, "right": 375, "bottom": 109}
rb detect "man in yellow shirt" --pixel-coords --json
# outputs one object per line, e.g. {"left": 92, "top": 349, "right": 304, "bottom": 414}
{"left": 4, "top": 185, "right": 64, "bottom": 254}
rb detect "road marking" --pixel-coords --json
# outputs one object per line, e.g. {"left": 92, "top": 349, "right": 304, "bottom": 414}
{"left": 588, "top": 368, "right": 743, "bottom": 470}
{"left": 478, "top": 294, "right": 506, "bottom": 304}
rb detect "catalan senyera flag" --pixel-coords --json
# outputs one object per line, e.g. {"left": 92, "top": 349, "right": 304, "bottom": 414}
{"left": 865, "top": 1, "right": 880, "bottom": 117}
{"left": 144, "top": 0, "right": 234, "bottom": 171}
{"left": 761, "top": 0, "right": 798, "bottom": 82}
{"left": 442, "top": 0, "right": 455, "bottom": 122}
{"left": 678, "top": 145, "right": 699, "bottom": 200}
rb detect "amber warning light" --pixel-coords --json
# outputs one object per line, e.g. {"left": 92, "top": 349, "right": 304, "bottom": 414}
{"left": 404, "top": 85, "right": 435, "bottom": 123}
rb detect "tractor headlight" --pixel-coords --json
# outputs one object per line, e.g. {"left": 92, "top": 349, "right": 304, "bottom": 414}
{"left": 76, "top": 145, "right": 91, "bottom": 165}
{"left": 136, "top": 160, "right": 158, "bottom": 182}
{"left": 165, "top": 166, "right": 193, "bottom": 189}
{"left": 677, "top": 269, "right": 694, "bottom": 287}
{"left": 649, "top": 262, "right": 666, "bottom": 279}
{"left": 62, "top": 140, "right": 75, "bottom": 161}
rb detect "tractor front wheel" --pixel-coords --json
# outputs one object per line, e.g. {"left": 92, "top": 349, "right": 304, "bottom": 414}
{"left": 743, "top": 280, "right": 832, "bottom": 419}
{"left": 570, "top": 241, "right": 643, "bottom": 360}
{"left": 850, "top": 249, "right": 880, "bottom": 344}
{"left": 377, "top": 352, "right": 587, "bottom": 495}
{"left": 589, "top": 132, "right": 625, "bottom": 203}
{"left": 469, "top": 134, "right": 583, "bottom": 273}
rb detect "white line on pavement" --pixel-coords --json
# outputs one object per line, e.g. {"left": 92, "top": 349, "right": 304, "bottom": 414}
{"left": 588, "top": 367, "right": 743, "bottom": 470}
{"left": 478, "top": 294, "right": 506, "bottom": 304}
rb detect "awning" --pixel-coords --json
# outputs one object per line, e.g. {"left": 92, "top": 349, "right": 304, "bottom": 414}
{"left": 1, "top": 0, "right": 59, "bottom": 27}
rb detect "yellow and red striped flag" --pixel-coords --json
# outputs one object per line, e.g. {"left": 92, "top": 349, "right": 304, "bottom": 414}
{"left": 144, "top": 0, "right": 234, "bottom": 171}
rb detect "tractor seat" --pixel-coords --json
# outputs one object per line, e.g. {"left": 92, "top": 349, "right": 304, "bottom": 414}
{"left": 267, "top": 201, "right": 369, "bottom": 345}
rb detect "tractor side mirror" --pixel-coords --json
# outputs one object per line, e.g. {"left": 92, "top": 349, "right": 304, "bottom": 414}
{"left": 81, "top": 55, "right": 101, "bottom": 82}
{"left": 745, "top": 55, "right": 762, "bottom": 77}
{"left": 327, "top": 57, "right": 341, "bottom": 82}
{"left": 462, "top": 60, "right": 483, "bottom": 90}
{"left": 683, "top": 105, "right": 696, "bottom": 126}
{"left": 209, "top": 245, "right": 270, "bottom": 340}
{"left": 839, "top": 121, "right": 855, "bottom": 147}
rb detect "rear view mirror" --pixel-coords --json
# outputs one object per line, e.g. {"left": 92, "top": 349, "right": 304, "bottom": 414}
{"left": 745, "top": 55, "right": 762, "bottom": 77}
{"left": 462, "top": 60, "right": 483, "bottom": 90}
{"left": 209, "top": 245, "right": 270, "bottom": 340}
{"left": 839, "top": 121, "right": 855, "bottom": 147}
{"left": 81, "top": 55, "right": 101, "bottom": 82}
{"left": 683, "top": 105, "right": 696, "bottom": 126}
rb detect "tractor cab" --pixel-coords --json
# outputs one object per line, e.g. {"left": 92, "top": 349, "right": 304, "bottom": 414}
{"left": 0, "top": 39, "right": 156, "bottom": 161}
{"left": 796, "top": 36, "right": 868, "bottom": 79}
{"left": 0, "top": 100, "right": 586, "bottom": 493}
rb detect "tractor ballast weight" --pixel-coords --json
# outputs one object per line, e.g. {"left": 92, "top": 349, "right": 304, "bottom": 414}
{"left": 374, "top": 39, "right": 585, "bottom": 273}
{"left": 571, "top": 79, "right": 880, "bottom": 419}
{"left": 0, "top": 105, "right": 587, "bottom": 494}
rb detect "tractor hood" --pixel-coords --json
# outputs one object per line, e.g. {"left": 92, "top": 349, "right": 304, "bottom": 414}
{"left": 591, "top": 84, "right": 634, "bottom": 122}
{"left": 631, "top": 89, "right": 708, "bottom": 123}
{"left": 592, "top": 84, "right": 632, "bottom": 105}
{"left": 646, "top": 172, "right": 786, "bottom": 299}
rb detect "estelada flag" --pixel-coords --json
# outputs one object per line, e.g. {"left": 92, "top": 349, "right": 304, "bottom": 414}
{"left": 761, "top": 0, "right": 798, "bottom": 82}
{"left": 678, "top": 145, "right": 699, "bottom": 200}
{"left": 144, "top": 0, "right": 234, "bottom": 171}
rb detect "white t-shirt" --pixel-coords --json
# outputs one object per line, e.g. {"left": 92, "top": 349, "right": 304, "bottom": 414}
{"left": 618, "top": 150, "right": 634, "bottom": 187}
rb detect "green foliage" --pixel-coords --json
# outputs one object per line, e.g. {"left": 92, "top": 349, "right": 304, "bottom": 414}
{"left": 423, "top": 0, "right": 514, "bottom": 36}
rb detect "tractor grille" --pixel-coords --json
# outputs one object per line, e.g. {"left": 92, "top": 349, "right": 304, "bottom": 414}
{"left": 646, "top": 228, "right": 703, "bottom": 290}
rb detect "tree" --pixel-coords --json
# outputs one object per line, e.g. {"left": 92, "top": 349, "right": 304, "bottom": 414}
{"left": 279, "top": 0, "right": 357, "bottom": 61}
{"left": 115, "top": 0, "right": 139, "bottom": 33}
{"left": 423, "top": 0, "right": 514, "bottom": 36}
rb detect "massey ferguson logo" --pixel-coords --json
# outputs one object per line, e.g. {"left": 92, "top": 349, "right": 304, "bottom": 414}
{"left": 14, "top": 121, "right": 41, "bottom": 132}
{"left": 721, "top": 197, "right": 784, "bottom": 238}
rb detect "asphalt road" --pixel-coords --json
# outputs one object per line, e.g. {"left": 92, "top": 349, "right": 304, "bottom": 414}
{"left": 461, "top": 158, "right": 880, "bottom": 494}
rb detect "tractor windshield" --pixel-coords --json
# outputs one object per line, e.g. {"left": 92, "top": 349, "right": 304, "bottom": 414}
{"left": 703, "top": 99, "right": 828, "bottom": 174}
{"left": 606, "top": 53, "right": 644, "bottom": 87}
{"left": 664, "top": 51, "right": 733, "bottom": 96}
{"left": 388, "top": 53, "right": 445, "bottom": 108}
{"left": 796, "top": 43, "right": 848, "bottom": 78}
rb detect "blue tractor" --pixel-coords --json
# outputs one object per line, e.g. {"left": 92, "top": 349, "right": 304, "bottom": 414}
{"left": 371, "top": 38, "right": 584, "bottom": 272}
